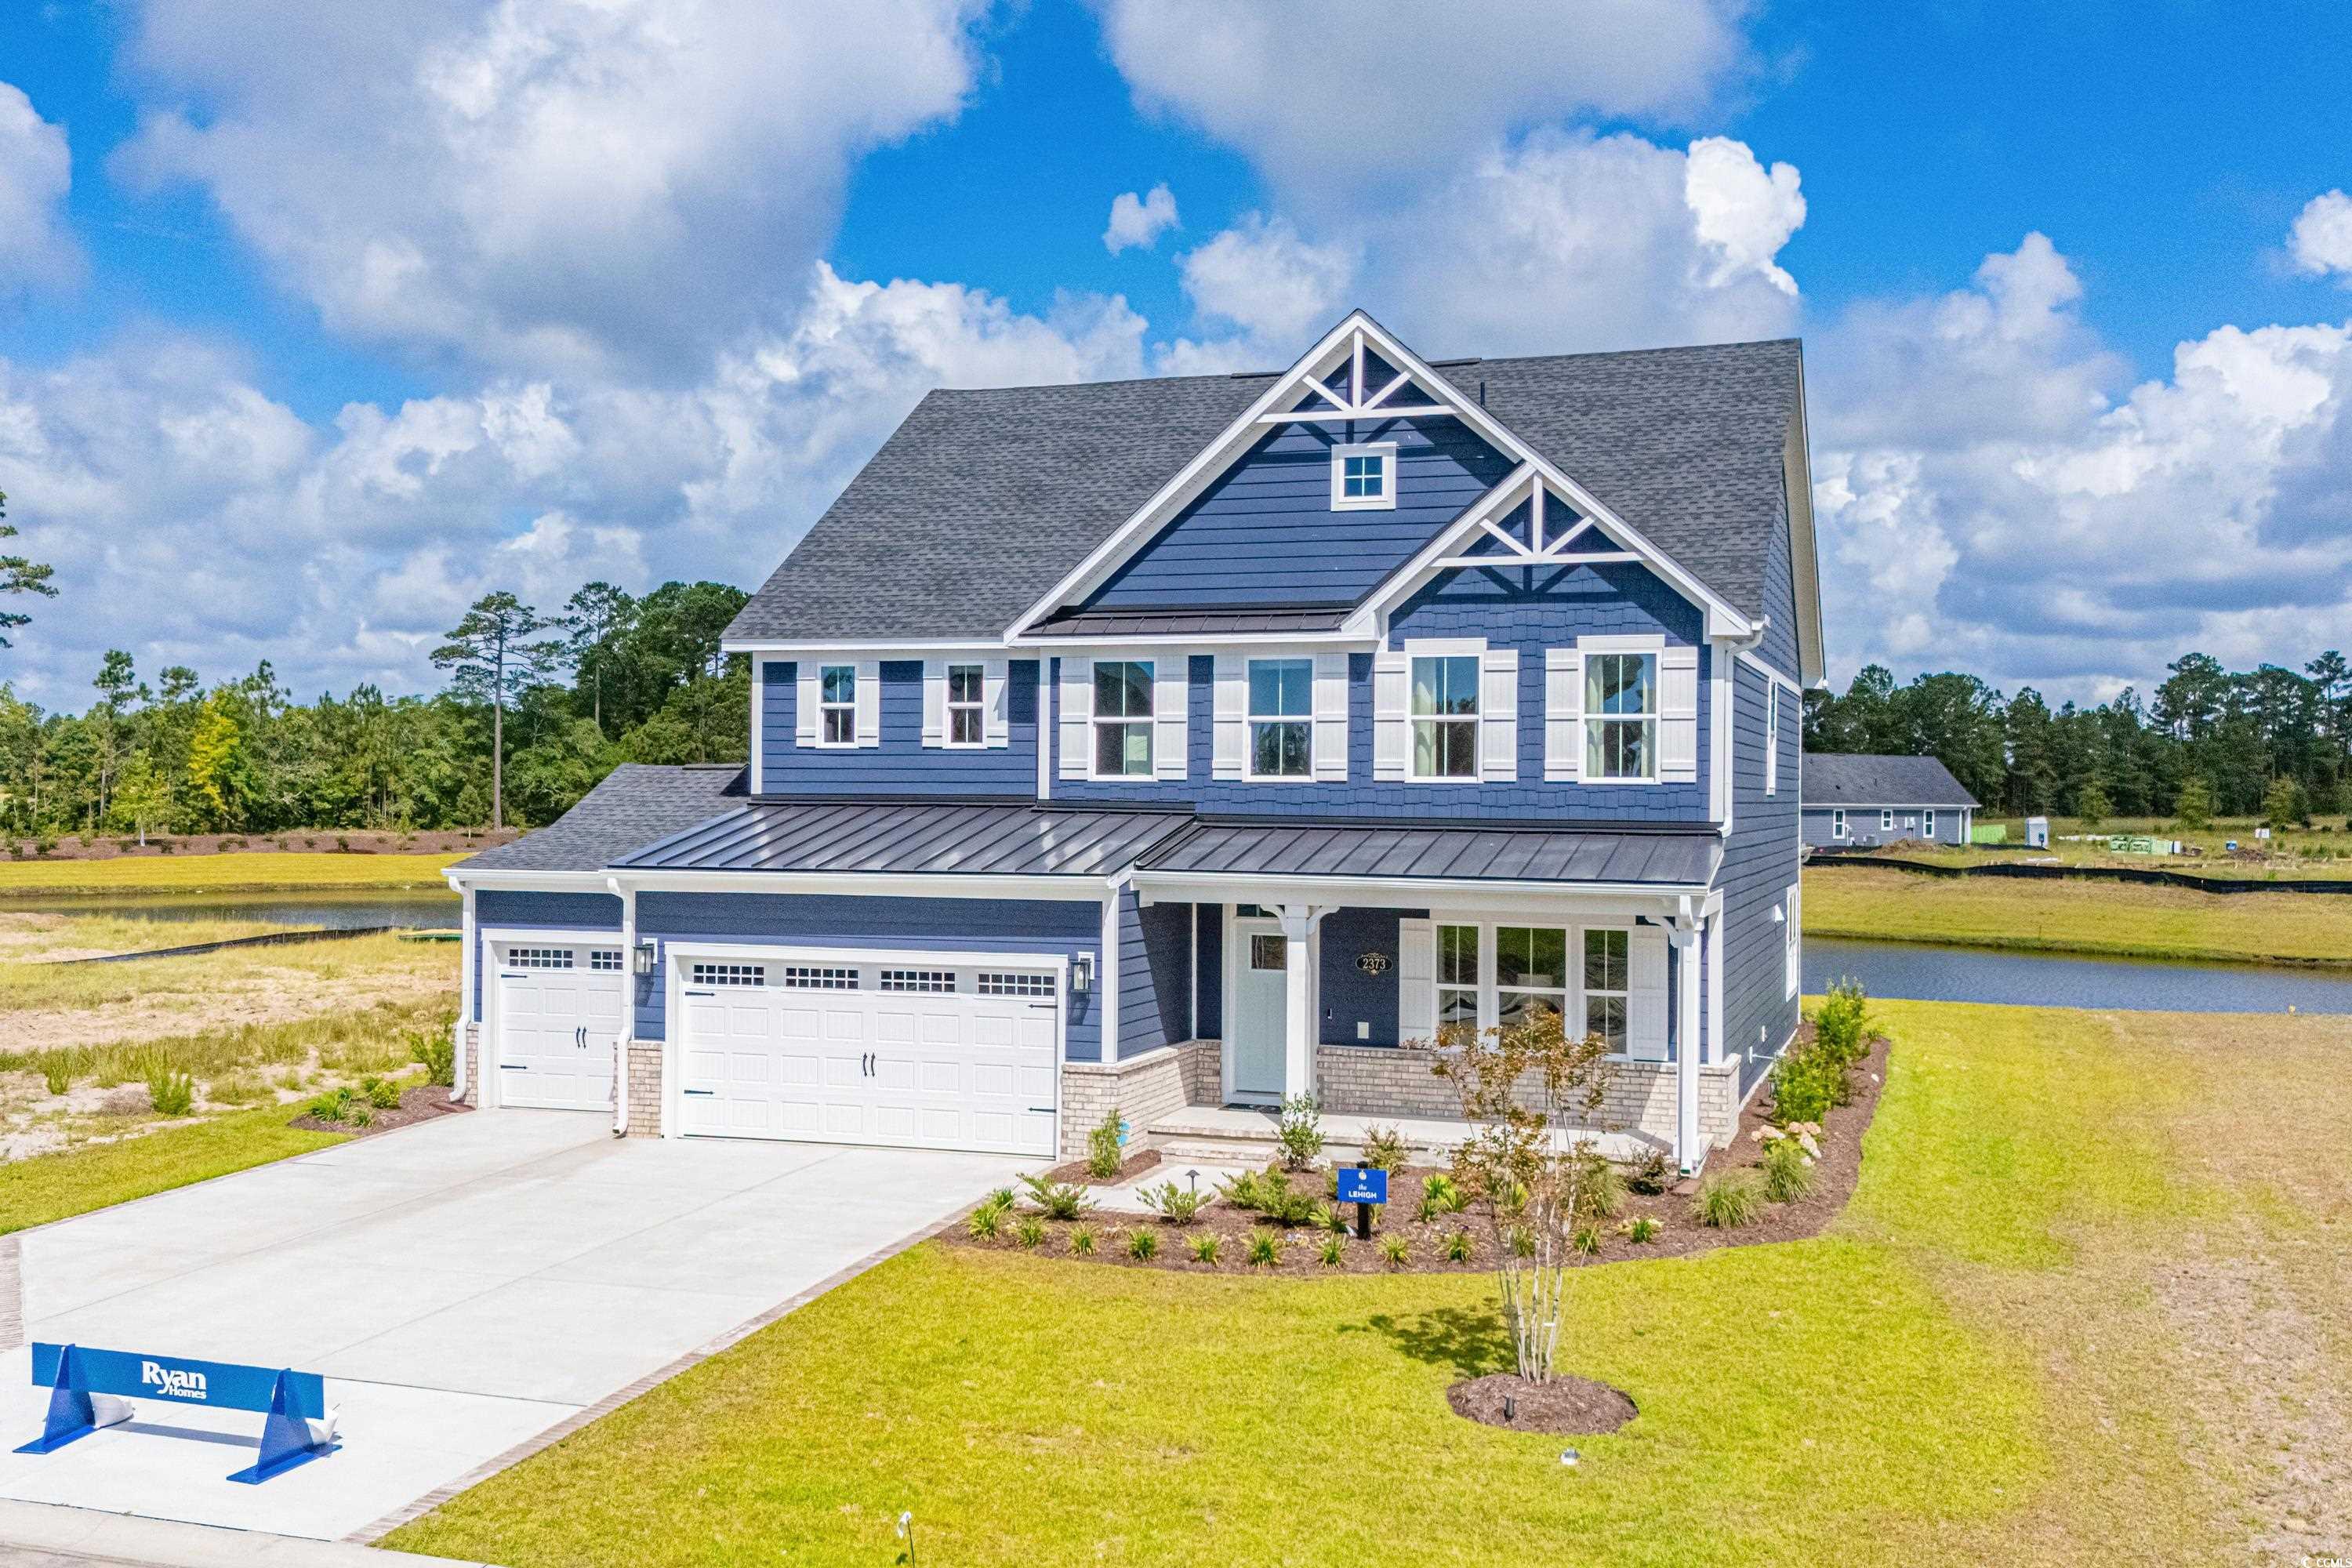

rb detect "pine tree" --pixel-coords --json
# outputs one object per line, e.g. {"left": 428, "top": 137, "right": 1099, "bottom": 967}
{"left": 431, "top": 593, "right": 554, "bottom": 831}
{"left": 0, "top": 490, "right": 57, "bottom": 649}
{"left": 2174, "top": 775, "right": 2215, "bottom": 830}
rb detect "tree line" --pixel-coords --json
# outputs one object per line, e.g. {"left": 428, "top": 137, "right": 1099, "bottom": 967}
{"left": 1803, "top": 652, "right": 2352, "bottom": 826}
{"left": 0, "top": 576, "right": 750, "bottom": 842}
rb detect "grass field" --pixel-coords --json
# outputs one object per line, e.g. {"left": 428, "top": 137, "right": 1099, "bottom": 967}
{"left": 1882, "top": 814, "right": 2352, "bottom": 880}
{"left": 1804, "top": 863, "right": 2352, "bottom": 965}
{"left": 0, "top": 1105, "right": 346, "bottom": 1235}
{"left": 385, "top": 1000, "right": 2352, "bottom": 1567}
{"left": 0, "top": 850, "right": 466, "bottom": 895}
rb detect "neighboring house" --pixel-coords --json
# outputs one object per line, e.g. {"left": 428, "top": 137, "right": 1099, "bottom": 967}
{"left": 1802, "top": 754, "right": 1979, "bottom": 848}
{"left": 445, "top": 312, "right": 1824, "bottom": 1173}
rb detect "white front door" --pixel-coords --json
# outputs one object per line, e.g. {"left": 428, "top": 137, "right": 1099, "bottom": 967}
{"left": 676, "top": 956, "right": 1059, "bottom": 1157}
{"left": 492, "top": 943, "right": 623, "bottom": 1110}
{"left": 1229, "top": 921, "right": 1288, "bottom": 1104}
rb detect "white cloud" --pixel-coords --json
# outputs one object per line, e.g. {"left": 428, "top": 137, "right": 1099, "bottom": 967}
{"left": 1813, "top": 234, "right": 2352, "bottom": 697}
{"left": 1103, "top": 183, "right": 1179, "bottom": 254}
{"left": 0, "top": 82, "right": 80, "bottom": 294}
{"left": 2289, "top": 189, "right": 2352, "bottom": 281}
{"left": 1094, "top": 0, "right": 1749, "bottom": 208}
{"left": 0, "top": 266, "right": 1145, "bottom": 707}
{"left": 1684, "top": 136, "right": 1804, "bottom": 296}
{"left": 1156, "top": 215, "right": 1356, "bottom": 371}
{"left": 114, "top": 0, "right": 992, "bottom": 376}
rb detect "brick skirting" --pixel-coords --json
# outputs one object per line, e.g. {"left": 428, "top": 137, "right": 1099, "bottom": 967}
{"left": 626, "top": 1043, "right": 664, "bottom": 1137}
{"left": 1058, "top": 1041, "right": 1218, "bottom": 1161}
{"left": 462, "top": 1022, "right": 481, "bottom": 1104}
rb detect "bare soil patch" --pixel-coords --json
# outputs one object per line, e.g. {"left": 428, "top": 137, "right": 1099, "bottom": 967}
{"left": 289, "top": 1083, "right": 470, "bottom": 1138}
{"left": 1446, "top": 1372, "right": 1637, "bottom": 1436}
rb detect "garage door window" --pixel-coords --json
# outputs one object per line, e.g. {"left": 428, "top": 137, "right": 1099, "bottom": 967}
{"left": 782, "top": 965, "right": 858, "bottom": 989}
{"left": 691, "top": 962, "right": 767, "bottom": 987}
{"left": 589, "top": 949, "right": 622, "bottom": 971}
{"left": 507, "top": 948, "right": 575, "bottom": 969}
{"left": 880, "top": 969, "right": 956, "bottom": 993}
{"left": 978, "top": 971, "right": 1054, "bottom": 996}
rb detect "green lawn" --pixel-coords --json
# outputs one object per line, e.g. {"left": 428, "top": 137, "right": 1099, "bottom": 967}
{"left": 0, "top": 850, "right": 465, "bottom": 895}
{"left": 1804, "top": 863, "right": 2352, "bottom": 965}
{"left": 0, "top": 1106, "right": 345, "bottom": 1235}
{"left": 386, "top": 1000, "right": 2352, "bottom": 1566}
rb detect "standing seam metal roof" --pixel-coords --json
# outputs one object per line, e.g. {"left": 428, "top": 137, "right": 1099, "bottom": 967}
{"left": 612, "top": 800, "right": 1192, "bottom": 878}
{"left": 1137, "top": 820, "right": 1722, "bottom": 886}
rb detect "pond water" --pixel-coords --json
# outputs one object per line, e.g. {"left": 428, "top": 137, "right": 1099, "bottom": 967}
{"left": 0, "top": 890, "right": 459, "bottom": 930}
{"left": 1806, "top": 935, "right": 2352, "bottom": 1015}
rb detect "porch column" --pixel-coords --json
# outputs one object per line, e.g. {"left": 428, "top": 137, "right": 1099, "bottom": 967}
{"left": 1274, "top": 904, "right": 1332, "bottom": 1104}
{"left": 1671, "top": 916, "right": 1703, "bottom": 1171}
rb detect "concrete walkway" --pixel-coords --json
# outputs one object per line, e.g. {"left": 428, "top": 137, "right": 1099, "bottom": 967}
{"left": 0, "top": 1498, "right": 489, "bottom": 1566}
{"left": 0, "top": 1111, "right": 1027, "bottom": 1546}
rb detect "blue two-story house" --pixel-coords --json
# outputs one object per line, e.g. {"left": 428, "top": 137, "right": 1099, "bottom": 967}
{"left": 445, "top": 313, "right": 1825, "bottom": 1173}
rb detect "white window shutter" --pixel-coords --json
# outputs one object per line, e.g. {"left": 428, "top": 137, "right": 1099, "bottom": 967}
{"left": 1372, "top": 651, "right": 1410, "bottom": 782}
{"left": 1058, "top": 658, "right": 1092, "bottom": 780}
{"left": 1211, "top": 654, "right": 1247, "bottom": 780}
{"left": 920, "top": 659, "right": 946, "bottom": 748}
{"left": 854, "top": 659, "right": 881, "bottom": 747}
{"left": 1479, "top": 647, "right": 1518, "bottom": 782}
{"left": 1397, "top": 918, "right": 1436, "bottom": 1044}
{"left": 983, "top": 659, "right": 1010, "bottom": 748}
{"left": 1628, "top": 927, "right": 1669, "bottom": 1061}
{"left": 1544, "top": 648, "right": 1582, "bottom": 782}
{"left": 1660, "top": 645, "right": 1699, "bottom": 783}
{"left": 1312, "top": 652, "right": 1348, "bottom": 782}
{"left": 1152, "top": 656, "right": 1189, "bottom": 780}
{"left": 795, "top": 662, "right": 818, "bottom": 746}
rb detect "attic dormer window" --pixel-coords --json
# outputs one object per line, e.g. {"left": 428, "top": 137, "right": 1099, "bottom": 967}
{"left": 1331, "top": 441, "right": 1396, "bottom": 511}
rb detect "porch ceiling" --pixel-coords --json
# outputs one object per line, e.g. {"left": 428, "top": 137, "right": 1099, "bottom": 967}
{"left": 1134, "top": 819, "right": 1722, "bottom": 887}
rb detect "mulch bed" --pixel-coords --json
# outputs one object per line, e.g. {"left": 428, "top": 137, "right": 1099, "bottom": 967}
{"left": 941, "top": 1026, "right": 1891, "bottom": 1277}
{"left": 289, "top": 1083, "right": 471, "bottom": 1137}
{"left": 1040, "top": 1145, "right": 1163, "bottom": 1185}
{"left": 1447, "top": 1372, "right": 1637, "bottom": 1436}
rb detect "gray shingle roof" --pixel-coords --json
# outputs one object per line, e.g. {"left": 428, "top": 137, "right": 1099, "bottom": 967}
{"left": 1139, "top": 820, "right": 1720, "bottom": 887}
{"left": 1802, "top": 754, "right": 1980, "bottom": 808}
{"left": 454, "top": 764, "right": 749, "bottom": 873}
{"left": 725, "top": 336, "right": 1802, "bottom": 644}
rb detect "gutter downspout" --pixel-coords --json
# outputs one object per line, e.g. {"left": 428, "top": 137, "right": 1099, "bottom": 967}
{"left": 608, "top": 875, "right": 635, "bottom": 1137}
{"left": 449, "top": 874, "right": 474, "bottom": 1103}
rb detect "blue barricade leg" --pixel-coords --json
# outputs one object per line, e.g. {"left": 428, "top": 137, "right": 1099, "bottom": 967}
{"left": 227, "top": 1369, "right": 335, "bottom": 1484}
{"left": 16, "top": 1345, "right": 102, "bottom": 1455}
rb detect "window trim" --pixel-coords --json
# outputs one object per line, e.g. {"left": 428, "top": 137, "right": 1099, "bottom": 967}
{"left": 944, "top": 661, "right": 985, "bottom": 750}
{"left": 1330, "top": 441, "right": 1398, "bottom": 512}
{"left": 1243, "top": 655, "right": 1314, "bottom": 782}
{"left": 1089, "top": 657, "right": 1157, "bottom": 779}
{"left": 1430, "top": 917, "right": 1650, "bottom": 1061}
{"left": 1922, "top": 808, "right": 1936, "bottom": 840}
{"left": 1582, "top": 648, "right": 1661, "bottom": 783}
{"left": 815, "top": 662, "right": 857, "bottom": 750}
{"left": 1579, "top": 927, "right": 1630, "bottom": 1055}
{"left": 1880, "top": 809, "right": 1895, "bottom": 833}
{"left": 1408, "top": 648, "right": 1482, "bottom": 783}
{"left": 1831, "top": 808, "right": 1847, "bottom": 840}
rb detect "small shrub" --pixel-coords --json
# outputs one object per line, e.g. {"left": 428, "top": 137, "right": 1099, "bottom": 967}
{"left": 208, "top": 1074, "right": 270, "bottom": 1106}
{"left": 306, "top": 1088, "right": 354, "bottom": 1123}
{"left": 1358, "top": 1123, "right": 1409, "bottom": 1171}
{"left": 1219, "top": 1169, "right": 1267, "bottom": 1211}
{"left": 1761, "top": 1137, "right": 1814, "bottom": 1203}
{"left": 1377, "top": 1233, "right": 1410, "bottom": 1268}
{"left": 1190, "top": 1232, "right": 1222, "bottom": 1265}
{"left": 146, "top": 1066, "right": 196, "bottom": 1118}
{"left": 1812, "top": 978, "right": 1871, "bottom": 1070}
{"left": 34, "top": 833, "right": 58, "bottom": 857}
{"left": 1586, "top": 1156, "right": 1626, "bottom": 1219}
{"left": 1508, "top": 1224, "right": 1537, "bottom": 1258}
{"left": 1020, "top": 1173, "right": 1093, "bottom": 1221}
{"left": 38, "top": 1050, "right": 76, "bottom": 1096}
{"left": 408, "top": 1027, "right": 457, "bottom": 1088}
{"left": 1140, "top": 1181, "right": 1205, "bottom": 1225}
{"left": 114, "top": 839, "right": 137, "bottom": 854}
{"left": 1245, "top": 1233, "right": 1281, "bottom": 1269}
{"left": 1127, "top": 1229, "right": 1160, "bottom": 1261}
{"left": 1276, "top": 1094, "right": 1323, "bottom": 1171}
{"left": 1241, "top": 1170, "right": 1320, "bottom": 1227}
{"left": 1772, "top": 1043, "right": 1841, "bottom": 1125}
{"left": 985, "top": 1185, "right": 1018, "bottom": 1212}
{"left": 1317, "top": 1236, "right": 1345, "bottom": 1268}
{"left": 1085, "top": 1106, "right": 1126, "bottom": 1180}
{"left": 1312, "top": 1203, "right": 1348, "bottom": 1235}
{"left": 334, "top": 836, "right": 351, "bottom": 852}
{"left": 1013, "top": 1216, "right": 1047, "bottom": 1249}
{"left": 1443, "top": 1229, "right": 1475, "bottom": 1263}
{"left": 1694, "top": 1171, "right": 1763, "bottom": 1229}
{"left": 362, "top": 1075, "right": 402, "bottom": 1110}
{"left": 1068, "top": 1224, "right": 1099, "bottom": 1257}
{"left": 1570, "top": 1225, "right": 1602, "bottom": 1257}
{"left": 967, "top": 1196, "right": 1011, "bottom": 1239}
{"left": 347, "top": 1101, "right": 374, "bottom": 1129}
{"left": 1623, "top": 1215, "right": 1661, "bottom": 1243}
{"left": 1417, "top": 1172, "right": 1464, "bottom": 1222}
{"left": 156, "top": 837, "right": 175, "bottom": 853}
{"left": 1625, "top": 1146, "right": 1673, "bottom": 1196}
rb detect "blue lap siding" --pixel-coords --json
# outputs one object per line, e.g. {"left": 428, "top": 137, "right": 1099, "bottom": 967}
{"left": 1802, "top": 804, "right": 1963, "bottom": 848}
{"left": 759, "top": 658, "right": 1040, "bottom": 795}
{"left": 1717, "top": 662, "right": 1802, "bottom": 1099}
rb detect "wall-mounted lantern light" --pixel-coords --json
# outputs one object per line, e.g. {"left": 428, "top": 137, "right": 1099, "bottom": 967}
{"left": 633, "top": 941, "right": 659, "bottom": 975}
{"left": 1071, "top": 954, "right": 1093, "bottom": 993}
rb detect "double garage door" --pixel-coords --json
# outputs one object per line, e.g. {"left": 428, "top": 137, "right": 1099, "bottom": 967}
{"left": 677, "top": 953, "right": 1061, "bottom": 1158}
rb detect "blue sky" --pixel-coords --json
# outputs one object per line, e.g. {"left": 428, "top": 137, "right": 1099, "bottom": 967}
{"left": 3, "top": 0, "right": 2351, "bottom": 712}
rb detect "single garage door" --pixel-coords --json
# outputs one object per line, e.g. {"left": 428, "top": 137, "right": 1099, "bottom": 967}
{"left": 492, "top": 942, "right": 624, "bottom": 1111}
{"left": 676, "top": 954, "right": 1060, "bottom": 1157}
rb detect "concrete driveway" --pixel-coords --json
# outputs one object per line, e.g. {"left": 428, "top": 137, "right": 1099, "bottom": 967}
{"left": 0, "top": 1110, "right": 1028, "bottom": 1544}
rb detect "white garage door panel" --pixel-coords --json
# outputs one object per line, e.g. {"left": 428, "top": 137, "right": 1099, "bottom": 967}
{"left": 494, "top": 944, "right": 622, "bottom": 1111}
{"left": 676, "top": 958, "right": 1059, "bottom": 1157}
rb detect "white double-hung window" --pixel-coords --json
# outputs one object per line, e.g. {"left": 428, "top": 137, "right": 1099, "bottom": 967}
{"left": 1832, "top": 808, "right": 1847, "bottom": 839}
{"left": 1247, "top": 658, "right": 1312, "bottom": 778}
{"left": 1093, "top": 659, "right": 1155, "bottom": 776}
{"left": 1436, "top": 923, "right": 1479, "bottom": 1036}
{"left": 1584, "top": 650, "right": 1657, "bottom": 781}
{"left": 1496, "top": 926, "right": 1568, "bottom": 1031}
{"left": 1410, "top": 653, "right": 1480, "bottom": 779}
{"left": 946, "top": 662, "right": 985, "bottom": 746}
{"left": 1581, "top": 929, "right": 1630, "bottom": 1052}
{"left": 818, "top": 664, "right": 856, "bottom": 746}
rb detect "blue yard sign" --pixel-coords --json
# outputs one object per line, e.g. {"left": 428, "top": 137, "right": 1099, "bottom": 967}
{"left": 20, "top": 1343, "right": 337, "bottom": 1484}
{"left": 1335, "top": 1167, "right": 1388, "bottom": 1207}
